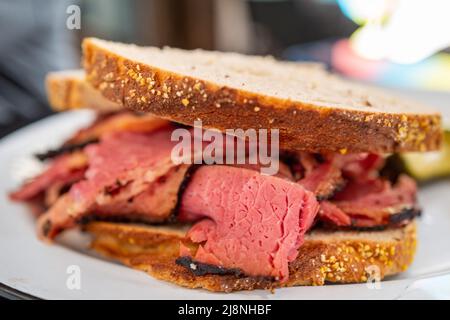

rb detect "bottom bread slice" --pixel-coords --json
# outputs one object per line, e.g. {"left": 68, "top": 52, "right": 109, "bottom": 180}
{"left": 85, "top": 221, "right": 417, "bottom": 292}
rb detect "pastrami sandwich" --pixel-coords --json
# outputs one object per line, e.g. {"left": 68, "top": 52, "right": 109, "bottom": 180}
{"left": 10, "top": 38, "right": 442, "bottom": 292}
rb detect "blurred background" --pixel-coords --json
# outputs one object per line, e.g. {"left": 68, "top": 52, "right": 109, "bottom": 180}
{"left": 1, "top": 0, "right": 449, "bottom": 137}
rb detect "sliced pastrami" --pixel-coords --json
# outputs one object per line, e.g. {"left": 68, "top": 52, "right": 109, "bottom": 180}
{"left": 43, "top": 169, "right": 87, "bottom": 207}
{"left": 177, "top": 165, "right": 319, "bottom": 282}
{"left": 296, "top": 152, "right": 347, "bottom": 200}
{"left": 318, "top": 201, "right": 352, "bottom": 226}
{"left": 320, "top": 175, "right": 418, "bottom": 228}
{"left": 334, "top": 175, "right": 417, "bottom": 225}
{"left": 34, "top": 139, "right": 98, "bottom": 162}
{"left": 298, "top": 162, "right": 344, "bottom": 200}
{"left": 12, "top": 112, "right": 169, "bottom": 201}
{"left": 10, "top": 152, "right": 87, "bottom": 202}
{"left": 92, "top": 165, "right": 191, "bottom": 221}
{"left": 292, "top": 152, "right": 419, "bottom": 229}
{"left": 296, "top": 153, "right": 384, "bottom": 200}
{"left": 37, "top": 127, "right": 186, "bottom": 239}
{"left": 340, "top": 153, "right": 385, "bottom": 180}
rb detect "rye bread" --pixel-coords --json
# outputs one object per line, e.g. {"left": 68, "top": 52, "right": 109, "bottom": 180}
{"left": 82, "top": 37, "right": 442, "bottom": 154}
{"left": 46, "top": 69, "right": 121, "bottom": 112}
{"left": 86, "top": 221, "right": 417, "bottom": 292}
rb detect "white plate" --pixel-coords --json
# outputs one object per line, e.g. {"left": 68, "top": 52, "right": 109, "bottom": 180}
{"left": 1, "top": 110, "right": 450, "bottom": 300}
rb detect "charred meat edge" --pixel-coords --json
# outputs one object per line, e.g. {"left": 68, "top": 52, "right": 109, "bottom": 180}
{"left": 35, "top": 139, "right": 99, "bottom": 161}
{"left": 388, "top": 206, "right": 421, "bottom": 224}
{"left": 168, "top": 164, "right": 200, "bottom": 222}
{"left": 318, "top": 206, "right": 421, "bottom": 232}
{"left": 175, "top": 256, "right": 245, "bottom": 277}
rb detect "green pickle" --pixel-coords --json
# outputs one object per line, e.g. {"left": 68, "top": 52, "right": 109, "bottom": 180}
{"left": 399, "top": 130, "right": 450, "bottom": 181}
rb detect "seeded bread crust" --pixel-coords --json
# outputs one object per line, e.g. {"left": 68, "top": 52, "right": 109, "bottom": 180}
{"left": 82, "top": 38, "right": 442, "bottom": 154}
{"left": 46, "top": 69, "right": 121, "bottom": 112}
{"left": 86, "top": 221, "right": 416, "bottom": 292}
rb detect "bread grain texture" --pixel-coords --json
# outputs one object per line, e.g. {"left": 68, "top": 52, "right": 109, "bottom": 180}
{"left": 82, "top": 38, "right": 442, "bottom": 153}
{"left": 46, "top": 69, "right": 121, "bottom": 112}
{"left": 86, "top": 221, "right": 417, "bottom": 292}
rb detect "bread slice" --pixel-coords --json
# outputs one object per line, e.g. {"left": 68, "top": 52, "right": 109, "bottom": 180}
{"left": 46, "top": 69, "right": 121, "bottom": 112}
{"left": 86, "top": 221, "right": 417, "bottom": 292}
{"left": 82, "top": 37, "right": 441, "bottom": 154}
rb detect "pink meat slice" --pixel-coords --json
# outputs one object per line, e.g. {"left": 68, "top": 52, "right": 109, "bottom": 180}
{"left": 296, "top": 153, "right": 418, "bottom": 228}
{"left": 11, "top": 112, "right": 169, "bottom": 202}
{"left": 71, "top": 127, "right": 177, "bottom": 207}
{"left": 295, "top": 153, "right": 379, "bottom": 200}
{"left": 179, "top": 165, "right": 319, "bottom": 281}
{"left": 340, "top": 153, "right": 384, "bottom": 179}
{"left": 43, "top": 169, "right": 87, "bottom": 207}
{"left": 9, "top": 152, "right": 87, "bottom": 201}
{"left": 92, "top": 165, "right": 190, "bottom": 220}
{"left": 298, "top": 162, "right": 343, "bottom": 200}
{"left": 318, "top": 201, "right": 352, "bottom": 226}
{"left": 320, "top": 175, "right": 418, "bottom": 227}
{"left": 37, "top": 127, "right": 183, "bottom": 239}
{"left": 334, "top": 175, "right": 417, "bottom": 222}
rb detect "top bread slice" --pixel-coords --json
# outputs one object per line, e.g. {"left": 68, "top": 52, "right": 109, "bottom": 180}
{"left": 46, "top": 69, "right": 121, "bottom": 112}
{"left": 82, "top": 37, "right": 442, "bottom": 153}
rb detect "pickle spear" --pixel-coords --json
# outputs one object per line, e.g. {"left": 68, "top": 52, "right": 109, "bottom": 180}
{"left": 399, "top": 130, "right": 450, "bottom": 181}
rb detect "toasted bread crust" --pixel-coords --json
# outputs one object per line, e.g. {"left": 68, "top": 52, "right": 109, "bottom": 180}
{"left": 82, "top": 39, "right": 441, "bottom": 153}
{"left": 86, "top": 221, "right": 416, "bottom": 292}
{"left": 46, "top": 70, "right": 121, "bottom": 112}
